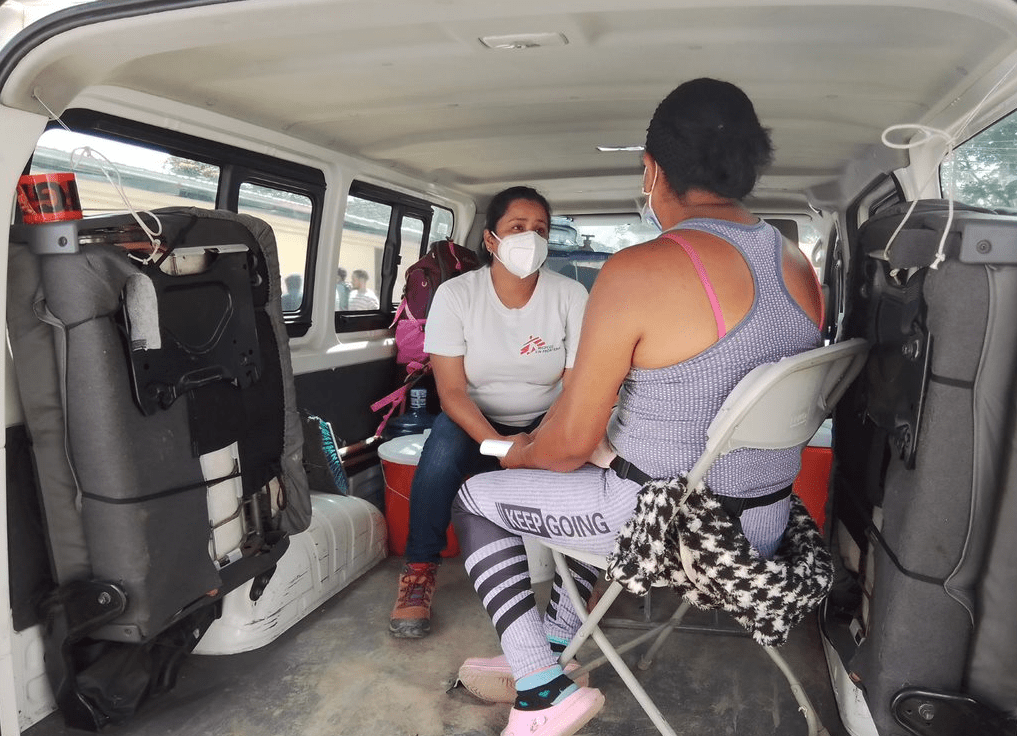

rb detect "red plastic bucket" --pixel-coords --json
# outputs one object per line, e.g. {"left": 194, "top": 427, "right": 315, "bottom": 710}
{"left": 793, "top": 446, "right": 833, "bottom": 528}
{"left": 378, "top": 434, "right": 460, "bottom": 558}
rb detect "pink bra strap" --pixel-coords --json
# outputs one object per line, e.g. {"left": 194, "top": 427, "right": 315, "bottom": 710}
{"left": 662, "top": 231, "right": 726, "bottom": 338}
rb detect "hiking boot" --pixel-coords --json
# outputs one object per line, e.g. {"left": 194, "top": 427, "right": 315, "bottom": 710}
{"left": 389, "top": 562, "right": 438, "bottom": 638}
{"left": 501, "top": 686, "right": 605, "bottom": 736}
{"left": 458, "top": 654, "right": 590, "bottom": 703}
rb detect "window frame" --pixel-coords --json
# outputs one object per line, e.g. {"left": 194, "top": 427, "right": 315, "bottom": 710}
{"left": 334, "top": 180, "right": 437, "bottom": 333}
{"left": 32, "top": 109, "right": 327, "bottom": 338}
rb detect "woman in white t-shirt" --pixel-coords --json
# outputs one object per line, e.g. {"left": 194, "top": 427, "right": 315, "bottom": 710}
{"left": 389, "top": 186, "right": 589, "bottom": 639}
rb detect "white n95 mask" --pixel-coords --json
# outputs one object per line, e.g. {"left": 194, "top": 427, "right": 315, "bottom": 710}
{"left": 640, "top": 165, "right": 663, "bottom": 232}
{"left": 639, "top": 197, "right": 662, "bottom": 233}
{"left": 493, "top": 230, "right": 549, "bottom": 278}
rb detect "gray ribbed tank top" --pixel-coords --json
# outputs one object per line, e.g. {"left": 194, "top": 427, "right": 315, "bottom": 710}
{"left": 607, "top": 218, "right": 822, "bottom": 499}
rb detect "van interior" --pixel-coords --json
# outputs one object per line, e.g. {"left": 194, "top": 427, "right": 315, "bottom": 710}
{"left": 2, "top": 1, "right": 1017, "bottom": 735}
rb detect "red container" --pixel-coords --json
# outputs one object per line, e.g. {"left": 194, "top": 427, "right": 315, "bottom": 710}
{"left": 378, "top": 434, "right": 460, "bottom": 558}
{"left": 793, "top": 445, "right": 833, "bottom": 528}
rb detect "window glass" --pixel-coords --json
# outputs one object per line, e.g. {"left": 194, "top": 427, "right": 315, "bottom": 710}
{"left": 338, "top": 195, "right": 391, "bottom": 312}
{"left": 238, "top": 182, "right": 312, "bottom": 313}
{"left": 431, "top": 205, "right": 454, "bottom": 241}
{"left": 544, "top": 214, "right": 636, "bottom": 293}
{"left": 28, "top": 116, "right": 323, "bottom": 338}
{"left": 799, "top": 222, "right": 824, "bottom": 276}
{"left": 395, "top": 215, "right": 427, "bottom": 305}
{"left": 942, "top": 111, "right": 1017, "bottom": 208}
{"left": 552, "top": 214, "right": 660, "bottom": 253}
{"left": 547, "top": 212, "right": 826, "bottom": 293}
{"left": 30, "top": 128, "right": 219, "bottom": 215}
{"left": 557, "top": 212, "right": 823, "bottom": 262}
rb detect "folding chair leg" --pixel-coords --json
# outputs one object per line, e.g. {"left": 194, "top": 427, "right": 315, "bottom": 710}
{"left": 762, "top": 645, "right": 828, "bottom": 736}
{"left": 555, "top": 567, "right": 624, "bottom": 666}
{"left": 602, "top": 590, "right": 655, "bottom": 628}
{"left": 570, "top": 617, "right": 680, "bottom": 677}
{"left": 551, "top": 550, "right": 679, "bottom": 736}
{"left": 549, "top": 549, "right": 828, "bottom": 736}
{"left": 637, "top": 599, "right": 692, "bottom": 671}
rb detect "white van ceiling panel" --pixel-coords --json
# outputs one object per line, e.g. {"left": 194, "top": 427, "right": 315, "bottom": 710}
{"left": 3, "top": 0, "right": 1017, "bottom": 211}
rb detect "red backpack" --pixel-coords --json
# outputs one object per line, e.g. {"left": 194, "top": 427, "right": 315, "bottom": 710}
{"left": 392, "top": 238, "right": 480, "bottom": 368}
{"left": 371, "top": 238, "right": 480, "bottom": 434}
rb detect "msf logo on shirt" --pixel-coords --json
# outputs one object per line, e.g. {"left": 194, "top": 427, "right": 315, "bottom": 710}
{"left": 519, "top": 335, "right": 547, "bottom": 355}
{"left": 496, "top": 502, "right": 610, "bottom": 539}
{"left": 519, "top": 335, "right": 561, "bottom": 356}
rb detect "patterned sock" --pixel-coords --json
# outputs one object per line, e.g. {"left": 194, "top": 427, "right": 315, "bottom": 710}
{"left": 514, "top": 666, "right": 578, "bottom": 710}
{"left": 547, "top": 636, "right": 568, "bottom": 654}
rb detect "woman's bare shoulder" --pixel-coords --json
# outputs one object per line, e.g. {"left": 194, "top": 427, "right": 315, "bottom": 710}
{"left": 598, "top": 232, "right": 715, "bottom": 287}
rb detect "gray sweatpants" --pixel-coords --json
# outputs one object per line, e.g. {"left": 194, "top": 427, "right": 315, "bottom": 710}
{"left": 452, "top": 464, "right": 641, "bottom": 680}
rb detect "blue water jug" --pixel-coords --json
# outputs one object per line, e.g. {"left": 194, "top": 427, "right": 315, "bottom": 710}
{"left": 384, "top": 387, "right": 435, "bottom": 439}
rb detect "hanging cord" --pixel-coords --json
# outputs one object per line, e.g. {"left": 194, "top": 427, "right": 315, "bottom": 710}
{"left": 879, "top": 125, "right": 953, "bottom": 270}
{"left": 32, "top": 90, "right": 164, "bottom": 263}
{"left": 68, "top": 146, "right": 164, "bottom": 263}
{"left": 879, "top": 60, "right": 1017, "bottom": 270}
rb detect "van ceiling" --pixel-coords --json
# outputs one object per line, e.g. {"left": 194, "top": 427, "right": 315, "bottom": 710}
{"left": 3, "top": 0, "right": 1017, "bottom": 213}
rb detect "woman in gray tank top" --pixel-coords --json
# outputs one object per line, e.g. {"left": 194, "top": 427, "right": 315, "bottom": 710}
{"left": 451, "top": 78, "right": 824, "bottom": 736}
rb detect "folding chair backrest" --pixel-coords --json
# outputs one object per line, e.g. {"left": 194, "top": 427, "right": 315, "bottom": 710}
{"left": 686, "top": 338, "right": 868, "bottom": 489}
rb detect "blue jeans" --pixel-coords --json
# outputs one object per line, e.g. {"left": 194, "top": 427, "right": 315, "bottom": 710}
{"left": 404, "top": 411, "right": 542, "bottom": 563}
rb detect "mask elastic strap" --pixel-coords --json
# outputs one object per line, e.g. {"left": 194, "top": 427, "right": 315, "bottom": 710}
{"left": 641, "top": 163, "right": 658, "bottom": 198}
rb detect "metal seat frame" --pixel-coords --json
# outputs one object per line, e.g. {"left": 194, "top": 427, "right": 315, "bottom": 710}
{"left": 541, "top": 338, "right": 869, "bottom": 736}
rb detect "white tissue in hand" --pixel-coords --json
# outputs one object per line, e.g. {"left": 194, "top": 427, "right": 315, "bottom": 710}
{"left": 480, "top": 439, "right": 514, "bottom": 458}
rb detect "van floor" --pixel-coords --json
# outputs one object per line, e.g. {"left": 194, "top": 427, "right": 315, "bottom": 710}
{"left": 25, "top": 555, "right": 849, "bottom": 736}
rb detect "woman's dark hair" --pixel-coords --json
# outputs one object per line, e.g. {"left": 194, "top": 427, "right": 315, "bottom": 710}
{"left": 479, "top": 185, "right": 552, "bottom": 264}
{"left": 645, "top": 78, "right": 773, "bottom": 200}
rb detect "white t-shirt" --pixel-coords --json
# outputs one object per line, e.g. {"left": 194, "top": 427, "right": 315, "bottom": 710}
{"left": 424, "top": 266, "right": 588, "bottom": 426}
{"left": 349, "top": 287, "right": 379, "bottom": 311}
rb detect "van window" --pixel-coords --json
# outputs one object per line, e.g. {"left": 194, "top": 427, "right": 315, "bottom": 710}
{"left": 546, "top": 213, "right": 826, "bottom": 292}
{"left": 338, "top": 194, "right": 392, "bottom": 314}
{"left": 30, "top": 128, "right": 219, "bottom": 214}
{"left": 335, "top": 182, "right": 441, "bottom": 331}
{"left": 26, "top": 112, "right": 325, "bottom": 336}
{"left": 553, "top": 214, "right": 661, "bottom": 253}
{"left": 799, "top": 221, "right": 824, "bottom": 274}
{"left": 238, "top": 182, "right": 312, "bottom": 313}
{"left": 556, "top": 213, "right": 823, "bottom": 259}
{"left": 942, "top": 111, "right": 1017, "bottom": 209}
{"left": 396, "top": 214, "right": 426, "bottom": 302}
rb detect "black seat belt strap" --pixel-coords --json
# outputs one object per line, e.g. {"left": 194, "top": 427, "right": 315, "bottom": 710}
{"left": 609, "top": 455, "right": 794, "bottom": 517}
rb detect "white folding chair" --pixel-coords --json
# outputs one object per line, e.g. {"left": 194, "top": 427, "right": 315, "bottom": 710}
{"left": 542, "top": 338, "right": 869, "bottom": 736}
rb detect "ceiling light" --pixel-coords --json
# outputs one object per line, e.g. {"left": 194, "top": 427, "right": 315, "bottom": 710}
{"left": 597, "top": 145, "right": 645, "bottom": 152}
{"left": 479, "top": 32, "right": 568, "bottom": 50}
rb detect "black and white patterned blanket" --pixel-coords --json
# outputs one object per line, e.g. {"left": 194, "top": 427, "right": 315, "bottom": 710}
{"left": 605, "top": 478, "right": 833, "bottom": 647}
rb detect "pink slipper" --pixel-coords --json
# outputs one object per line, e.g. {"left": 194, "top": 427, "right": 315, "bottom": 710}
{"left": 457, "top": 654, "right": 589, "bottom": 703}
{"left": 501, "top": 687, "right": 605, "bottom": 736}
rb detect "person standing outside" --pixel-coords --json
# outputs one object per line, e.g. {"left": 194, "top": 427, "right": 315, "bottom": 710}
{"left": 335, "top": 266, "right": 352, "bottom": 310}
{"left": 348, "top": 268, "right": 379, "bottom": 310}
{"left": 389, "top": 186, "right": 588, "bottom": 639}
{"left": 280, "top": 272, "right": 303, "bottom": 312}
